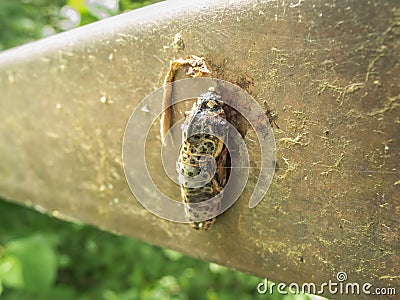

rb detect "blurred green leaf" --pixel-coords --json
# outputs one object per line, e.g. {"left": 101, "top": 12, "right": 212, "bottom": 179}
{"left": 0, "top": 0, "right": 67, "bottom": 50}
{"left": 163, "top": 249, "right": 183, "bottom": 261}
{"left": 0, "top": 255, "right": 24, "bottom": 288}
{"left": 67, "top": 0, "right": 88, "bottom": 12}
{"left": 5, "top": 234, "right": 57, "bottom": 292}
{"left": 78, "top": 11, "right": 98, "bottom": 26}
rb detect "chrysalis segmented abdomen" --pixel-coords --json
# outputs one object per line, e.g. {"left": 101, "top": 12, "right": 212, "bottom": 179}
{"left": 176, "top": 90, "right": 230, "bottom": 230}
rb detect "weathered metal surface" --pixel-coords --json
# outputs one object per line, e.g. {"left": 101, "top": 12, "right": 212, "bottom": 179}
{"left": 0, "top": 0, "right": 399, "bottom": 297}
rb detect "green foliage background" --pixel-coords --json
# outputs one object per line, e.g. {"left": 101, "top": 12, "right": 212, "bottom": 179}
{"left": 0, "top": 1, "right": 313, "bottom": 299}
{"left": 2, "top": 200, "right": 300, "bottom": 300}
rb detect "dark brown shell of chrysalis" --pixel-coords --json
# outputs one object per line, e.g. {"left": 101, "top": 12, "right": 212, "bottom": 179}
{"left": 176, "top": 90, "right": 230, "bottom": 230}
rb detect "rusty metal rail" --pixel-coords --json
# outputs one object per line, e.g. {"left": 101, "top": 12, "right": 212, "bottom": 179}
{"left": 0, "top": 0, "right": 399, "bottom": 298}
